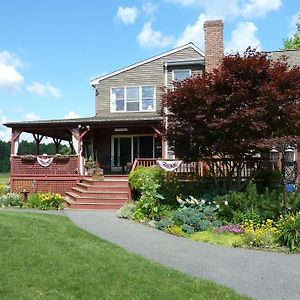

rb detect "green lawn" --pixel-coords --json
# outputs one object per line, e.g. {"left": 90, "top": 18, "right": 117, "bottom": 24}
{"left": 0, "top": 172, "right": 10, "bottom": 184}
{"left": 0, "top": 212, "right": 250, "bottom": 300}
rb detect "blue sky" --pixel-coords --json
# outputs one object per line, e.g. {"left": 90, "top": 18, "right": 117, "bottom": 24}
{"left": 0, "top": 0, "right": 299, "bottom": 141}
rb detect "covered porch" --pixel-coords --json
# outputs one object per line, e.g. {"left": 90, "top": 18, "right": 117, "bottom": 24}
{"left": 5, "top": 115, "right": 164, "bottom": 194}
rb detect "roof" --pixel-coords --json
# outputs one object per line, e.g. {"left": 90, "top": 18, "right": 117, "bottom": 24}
{"left": 4, "top": 114, "right": 163, "bottom": 129}
{"left": 90, "top": 42, "right": 204, "bottom": 85}
{"left": 269, "top": 49, "right": 300, "bottom": 67}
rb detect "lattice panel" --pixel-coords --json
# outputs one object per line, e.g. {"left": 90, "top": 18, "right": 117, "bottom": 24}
{"left": 12, "top": 178, "right": 78, "bottom": 195}
{"left": 12, "top": 156, "right": 78, "bottom": 176}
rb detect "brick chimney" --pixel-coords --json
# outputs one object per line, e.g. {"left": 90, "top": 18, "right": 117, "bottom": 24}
{"left": 204, "top": 20, "right": 224, "bottom": 72}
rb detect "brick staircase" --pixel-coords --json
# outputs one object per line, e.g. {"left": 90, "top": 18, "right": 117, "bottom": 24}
{"left": 65, "top": 175, "right": 130, "bottom": 210}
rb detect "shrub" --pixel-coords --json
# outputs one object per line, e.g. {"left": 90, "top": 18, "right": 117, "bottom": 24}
{"left": 0, "top": 193, "right": 23, "bottom": 207}
{"left": 27, "top": 192, "right": 64, "bottom": 210}
{"left": 117, "top": 202, "right": 136, "bottom": 219}
{"left": 172, "top": 196, "right": 221, "bottom": 233}
{"left": 214, "top": 182, "right": 300, "bottom": 222}
{"left": 277, "top": 213, "right": 300, "bottom": 251}
{"left": 233, "top": 209, "right": 262, "bottom": 227}
{"left": 156, "top": 218, "right": 174, "bottom": 231}
{"left": 0, "top": 184, "right": 6, "bottom": 195}
{"left": 129, "top": 166, "right": 165, "bottom": 193}
{"left": 167, "top": 224, "right": 185, "bottom": 236}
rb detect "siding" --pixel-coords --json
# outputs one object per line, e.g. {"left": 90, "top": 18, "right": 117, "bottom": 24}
{"left": 95, "top": 46, "right": 203, "bottom": 117}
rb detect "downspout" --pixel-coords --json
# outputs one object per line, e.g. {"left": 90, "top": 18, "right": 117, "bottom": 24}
{"left": 164, "top": 62, "right": 168, "bottom": 159}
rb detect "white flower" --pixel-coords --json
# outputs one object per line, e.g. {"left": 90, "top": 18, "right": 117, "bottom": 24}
{"left": 224, "top": 201, "right": 228, "bottom": 206}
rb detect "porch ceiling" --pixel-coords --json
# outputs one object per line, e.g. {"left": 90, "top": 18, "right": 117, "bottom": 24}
{"left": 4, "top": 115, "right": 163, "bottom": 140}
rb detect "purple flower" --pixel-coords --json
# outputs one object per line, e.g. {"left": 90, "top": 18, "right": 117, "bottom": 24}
{"left": 214, "top": 224, "right": 244, "bottom": 234}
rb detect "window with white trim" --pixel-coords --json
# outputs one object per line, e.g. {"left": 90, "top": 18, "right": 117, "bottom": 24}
{"left": 173, "top": 69, "right": 191, "bottom": 81}
{"left": 111, "top": 86, "right": 155, "bottom": 112}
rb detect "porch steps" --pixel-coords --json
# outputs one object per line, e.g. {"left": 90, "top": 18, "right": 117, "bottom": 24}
{"left": 64, "top": 175, "right": 130, "bottom": 210}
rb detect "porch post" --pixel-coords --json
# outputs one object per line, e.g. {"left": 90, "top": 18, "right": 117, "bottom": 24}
{"left": 33, "top": 134, "right": 44, "bottom": 155}
{"left": 10, "top": 129, "right": 22, "bottom": 180}
{"left": 52, "top": 138, "right": 61, "bottom": 154}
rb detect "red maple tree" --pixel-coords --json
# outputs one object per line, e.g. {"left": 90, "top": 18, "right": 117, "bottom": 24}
{"left": 163, "top": 49, "right": 300, "bottom": 190}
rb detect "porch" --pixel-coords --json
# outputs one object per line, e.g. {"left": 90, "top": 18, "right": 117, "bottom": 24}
{"left": 5, "top": 115, "right": 165, "bottom": 195}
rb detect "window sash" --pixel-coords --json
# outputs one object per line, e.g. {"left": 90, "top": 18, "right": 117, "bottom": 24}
{"left": 111, "top": 86, "right": 155, "bottom": 112}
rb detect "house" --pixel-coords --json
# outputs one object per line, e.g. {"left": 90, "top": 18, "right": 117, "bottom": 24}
{"left": 4, "top": 19, "right": 299, "bottom": 208}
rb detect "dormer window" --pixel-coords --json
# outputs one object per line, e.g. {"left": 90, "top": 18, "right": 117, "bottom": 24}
{"left": 111, "top": 86, "right": 156, "bottom": 112}
{"left": 172, "top": 69, "right": 191, "bottom": 81}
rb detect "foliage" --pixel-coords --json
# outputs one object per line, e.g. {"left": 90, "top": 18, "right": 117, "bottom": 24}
{"left": 128, "top": 166, "right": 168, "bottom": 220}
{"left": 85, "top": 157, "right": 97, "bottom": 170}
{"left": 163, "top": 48, "right": 300, "bottom": 190}
{"left": 0, "top": 141, "right": 11, "bottom": 172}
{"left": 233, "top": 209, "right": 262, "bottom": 227}
{"left": 160, "top": 173, "right": 217, "bottom": 206}
{"left": 0, "top": 212, "right": 249, "bottom": 300}
{"left": 129, "top": 166, "right": 165, "bottom": 192}
{"left": 156, "top": 218, "right": 174, "bottom": 230}
{"left": 172, "top": 196, "right": 221, "bottom": 233}
{"left": 277, "top": 213, "right": 300, "bottom": 251}
{"left": 214, "top": 182, "right": 300, "bottom": 222}
{"left": 116, "top": 202, "right": 136, "bottom": 219}
{"left": 167, "top": 224, "right": 185, "bottom": 236}
{"left": 190, "top": 229, "right": 244, "bottom": 247}
{"left": 21, "top": 155, "right": 37, "bottom": 162}
{"left": 254, "top": 169, "right": 281, "bottom": 192}
{"left": 283, "top": 14, "right": 300, "bottom": 50}
{"left": 0, "top": 184, "right": 6, "bottom": 195}
{"left": 27, "top": 192, "right": 64, "bottom": 210}
{"left": 242, "top": 219, "right": 278, "bottom": 248}
{"left": 0, "top": 193, "right": 23, "bottom": 207}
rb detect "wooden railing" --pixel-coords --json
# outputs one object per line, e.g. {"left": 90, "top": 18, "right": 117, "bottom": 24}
{"left": 131, "top": 157, "right": 268, "bottom": 178}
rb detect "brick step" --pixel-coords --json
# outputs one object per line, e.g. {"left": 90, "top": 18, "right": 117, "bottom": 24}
{"left": 70, "top": 187, "right": 129, "bottom": 198}
{"left": 81, "top": 178, "right": 129, "bottom": 187}
{"left": 76, "top": 182, "right": 130, "bottom": 192}
{"left": 65, "top": 197, "right": 125, "bottom": 210}
{"left": 65, "top": 191, "right": 128, "bottom": 202}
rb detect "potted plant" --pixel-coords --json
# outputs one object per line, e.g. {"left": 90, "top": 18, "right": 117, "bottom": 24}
{"left": 85, "top": 157, "right": 97, "bottom": 175}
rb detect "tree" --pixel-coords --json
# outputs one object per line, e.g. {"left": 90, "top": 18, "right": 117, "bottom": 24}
{"left": 283, "top": 14, "right": 300, "bottom": 50}
{"left": 163, "top": 49, "right": 300, "bottom": 191}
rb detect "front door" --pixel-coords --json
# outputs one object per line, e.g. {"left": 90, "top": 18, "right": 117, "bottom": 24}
{"left": 113, "top": 137, "right": 132, "bottom": 167}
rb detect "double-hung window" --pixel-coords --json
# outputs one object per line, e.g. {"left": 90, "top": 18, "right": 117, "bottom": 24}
{"left": 172, "top": 69, "right": 191, "bottom": 81}
{"left": 111, "top": 86, "right": 155, "bottom": 112}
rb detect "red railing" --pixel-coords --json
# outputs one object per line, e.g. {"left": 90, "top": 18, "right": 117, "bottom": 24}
{"left": 11, "top": 155, "right": 79, "bottom": 176}
{"left": 131, "top": 157, "right": 268, "bottom": 178}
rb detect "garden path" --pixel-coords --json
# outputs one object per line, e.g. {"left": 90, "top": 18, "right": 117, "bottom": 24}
{"left": 66, "top": 210, "right": 300, "bottom": 300}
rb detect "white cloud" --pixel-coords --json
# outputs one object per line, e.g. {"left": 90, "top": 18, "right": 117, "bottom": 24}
{"left": 287, "top": 10, "right": 300, "bottom": 37}
{"left": 25, "top": 112, "right": 39, "bottom": 121}
{"left": 26, "top": 81, "right": 61, "bottom": 98}
{"left": 142, "top": 2, "right": 159, "bottom": 17}
{"left": 0, "top": 51, "right": 24, "bottom": 67}
{"left": 138, "top": 22, "right": 175, "bottom": 48}
{"left": 241, "top": 0, "right": 282, "bottom": 19}
{"left": 115, "top": 6, "right": 138, "bottom": 25}
{"left": 64, "top": 111, "right": 80, "bottom": 119}
{"left": 0, "top": 109, "right": 10, "bottom": 142}
{"left": 226, "top": 22, "right": 261, "bottom": 53}
{"left": 0, "top": 50, "right": 24, "bottom": 93}
{"left": 166, "top": 0, "right": 199, "bottom": 7}
{"left": 166, "top": 0, "right": 282, "bottom": 20}
{"left": 176, "top": 13, "right": 206, "bottom": 47}
{"left": 0, "top": 64, "right": 24, "bottom": 93}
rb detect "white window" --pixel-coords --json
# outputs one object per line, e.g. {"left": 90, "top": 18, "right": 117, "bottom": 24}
{"left": 111, "top": 86, "right": 155, "bottom": 112}
{"left": 172, "top": 69, "right": 191, "bottom": 81}
{"left": 111, "top": 88, "right": 125, "bottom": 111}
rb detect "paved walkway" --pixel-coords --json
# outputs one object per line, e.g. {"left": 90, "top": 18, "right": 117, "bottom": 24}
{"left": 65, "top": 210, "right": 300, "bottom": 300}
{"left": 3, "top": 208, "right": 300, "bottom": 299}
